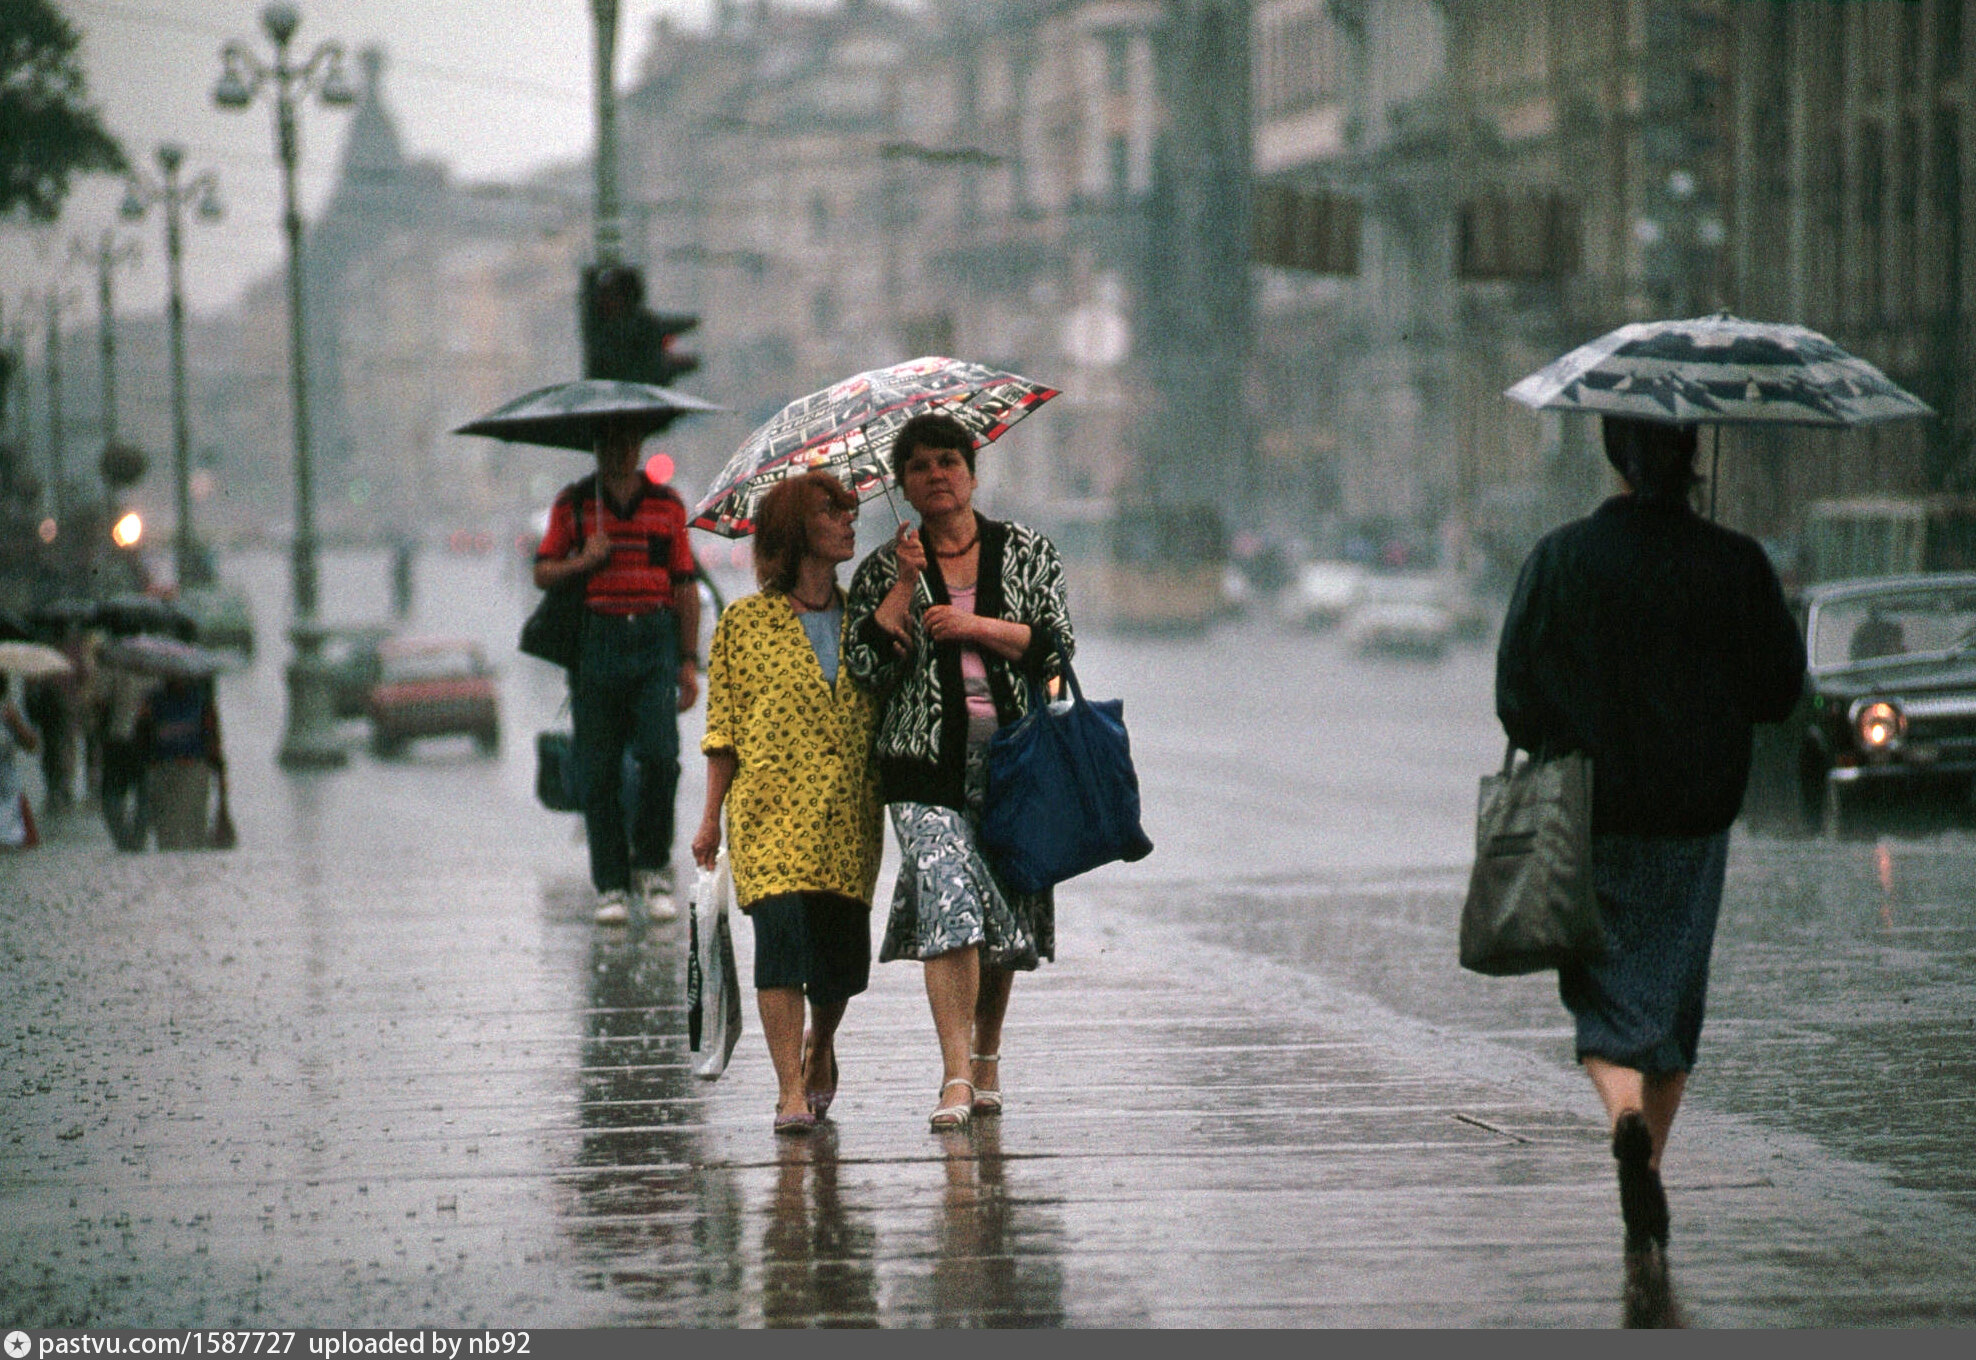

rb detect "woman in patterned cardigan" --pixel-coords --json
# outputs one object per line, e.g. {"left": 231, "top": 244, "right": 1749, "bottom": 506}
{"left": 845, "top": 413, "right": 1074, "bottom": 1131}
{"left": 692, "top": 471, "right": 884, "bottom": 1135}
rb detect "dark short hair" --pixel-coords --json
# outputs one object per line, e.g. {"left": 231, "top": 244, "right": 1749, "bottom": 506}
{"left": 754, "top": 470, "right": 857, "bottom": 592}
{"left": 889, "top": 412, "right": 976, "bottom": 483}
{"left": 1602, "top": 416, "right": 1700, "bottom": 504}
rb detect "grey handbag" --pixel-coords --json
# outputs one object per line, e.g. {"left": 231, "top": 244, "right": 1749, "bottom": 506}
{"left": 1459, "top": 743, "right": 1606, "bottom": 976}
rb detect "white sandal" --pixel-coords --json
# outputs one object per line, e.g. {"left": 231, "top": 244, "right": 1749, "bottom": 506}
{"left": 969, "top": 1054, "right": 1003, "bottom": 1116}
{"left": 931, "top": 1078, "right": 973, "bottom": 1131}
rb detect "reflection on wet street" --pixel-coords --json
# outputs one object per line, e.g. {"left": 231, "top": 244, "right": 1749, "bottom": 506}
{"left": 760, "top": 1131, "right": 878, "bottom": 1328}
{"left": 920, "top": 1125, "right": 1067, "bottom": 1329}
{"left": 5, "top": 548, "right": 1974, "bottom": 1326}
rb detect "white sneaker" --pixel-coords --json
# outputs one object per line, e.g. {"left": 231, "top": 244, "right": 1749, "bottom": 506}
{"left": 637, "top": 868, "right": 677, "bottom": 922}
{"left": 594, "top": 888, "right": 631, "bottom": 925}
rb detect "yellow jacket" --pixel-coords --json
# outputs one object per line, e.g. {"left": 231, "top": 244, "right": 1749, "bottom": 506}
{"left": 701, "top": 590, "right": 882, "bottom": 908}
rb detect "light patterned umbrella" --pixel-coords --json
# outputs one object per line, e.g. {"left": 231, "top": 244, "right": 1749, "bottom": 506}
{"left": 0, "top": 641, "right": 72, "bottom": 679}
{"left": 1506, "top": 313, "right": 1935, "bottom": 428}
{"left": 689, "top": 356, "right": 1060, "bottom": 537}
{"left": 453, "top": 378, "right": 724, "bottom": 452}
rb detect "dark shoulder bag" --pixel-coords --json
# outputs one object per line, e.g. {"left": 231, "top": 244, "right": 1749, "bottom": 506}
{"left": 1458, "top": 742, "right": 1605, "bottom": 975}
{"left": 519, "top": 495, "right": 587, "bottom": 671}
{"left": 980, "top": 653, "right": 1153, "bottom": 894}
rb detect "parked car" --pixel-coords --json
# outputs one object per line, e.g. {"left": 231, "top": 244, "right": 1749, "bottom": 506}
{"left": 1283, "top": 561, "right": 1367, "bottom": 631}
{"left": 1745, "top": 573, "right": 1976, "bottom": 834}
{"left": 1344, "top": 573, "right": 1459, "bottom": 659}
{"left": 365, "top": 637, "right": 500, "bottom": 758}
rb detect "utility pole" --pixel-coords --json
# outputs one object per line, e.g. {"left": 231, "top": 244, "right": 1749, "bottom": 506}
{"left": 590, "top": 0, "right": 624, "bottom": 267}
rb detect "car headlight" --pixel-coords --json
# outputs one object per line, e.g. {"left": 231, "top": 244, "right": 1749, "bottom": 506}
{"left": 1852, "top": 698, "right": 1906, "bottom": 752}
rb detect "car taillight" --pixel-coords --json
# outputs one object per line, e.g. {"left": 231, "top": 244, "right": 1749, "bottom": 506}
{"left": 1853, "top": 699, "right": 1905, "bottom": 752}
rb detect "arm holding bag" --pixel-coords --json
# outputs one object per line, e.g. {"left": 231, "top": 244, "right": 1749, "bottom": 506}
{"left": 981, "top": 660, "right": 1153, "bottom": 894}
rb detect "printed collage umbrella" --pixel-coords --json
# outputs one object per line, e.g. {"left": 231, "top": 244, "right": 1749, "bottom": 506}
{"left": 689, "top": 356, "right": 1060, "bottom": 538}
{"left": 1505, "top": 313, "right": 1935, "bottom": 428}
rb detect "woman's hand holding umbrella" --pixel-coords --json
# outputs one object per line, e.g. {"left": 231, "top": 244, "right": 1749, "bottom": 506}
{"left": 873, "top": 522, "right": 927, "bottom": 655}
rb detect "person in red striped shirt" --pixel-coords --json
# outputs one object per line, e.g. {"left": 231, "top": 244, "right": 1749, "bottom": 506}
{"left": 535, "top": 419, "right": 702, "bottom": 925}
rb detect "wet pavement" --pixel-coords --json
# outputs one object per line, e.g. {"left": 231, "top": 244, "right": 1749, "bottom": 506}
{"left": 4, "top": 548, "right": 1975, "bottom": 1327}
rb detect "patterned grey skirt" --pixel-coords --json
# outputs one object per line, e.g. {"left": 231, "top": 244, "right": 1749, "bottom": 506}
{"left": 879, "top": 741, "right": 1056, "bottom": 971}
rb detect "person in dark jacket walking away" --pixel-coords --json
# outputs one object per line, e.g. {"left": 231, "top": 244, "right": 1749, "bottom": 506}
{"left": 1496, "top": 416, "right": 1805, "bottom": 1270}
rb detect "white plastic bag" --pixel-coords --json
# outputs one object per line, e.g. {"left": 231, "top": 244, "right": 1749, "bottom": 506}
{"left": 687, "top": 848, "right": 744, "bottom": 1080}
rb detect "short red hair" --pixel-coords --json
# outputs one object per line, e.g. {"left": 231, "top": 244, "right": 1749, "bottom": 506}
{"left": 753, "top": 470, "right": 857, "bottom": 592}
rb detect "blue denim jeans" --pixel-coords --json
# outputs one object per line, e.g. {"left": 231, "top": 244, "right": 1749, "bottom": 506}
{"left": 572, "top": 609, "right": 680, "bottom": 894}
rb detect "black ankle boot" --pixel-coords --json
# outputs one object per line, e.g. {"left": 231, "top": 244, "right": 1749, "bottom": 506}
{"left": 1613, "top": 1110, "right": 1669, "bottom": 1250}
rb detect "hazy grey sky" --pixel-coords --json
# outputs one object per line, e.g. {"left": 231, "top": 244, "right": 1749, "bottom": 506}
{"left": 3, "top": 0, "right": 748, "bottom": 323}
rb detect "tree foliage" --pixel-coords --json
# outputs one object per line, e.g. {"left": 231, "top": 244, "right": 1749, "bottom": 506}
{"left": 0, "top": 0, "right": 126, "bottom": 221}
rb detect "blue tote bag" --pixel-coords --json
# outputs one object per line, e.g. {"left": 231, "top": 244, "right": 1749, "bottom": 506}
{"left": 981, "top": 659, "right": 1153, "bottom": 893}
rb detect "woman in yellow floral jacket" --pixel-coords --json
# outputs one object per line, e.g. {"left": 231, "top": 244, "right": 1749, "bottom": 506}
{"left": 691, "top": 471, "right": 883, "bottom": 1135}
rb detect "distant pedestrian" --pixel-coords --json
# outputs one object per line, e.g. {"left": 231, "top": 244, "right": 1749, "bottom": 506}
{"left": 533, "top": 417, "right": 702, "bottom": 925}
{"left": 692, "top": 471, "right": 883, "bottom": 1136}
{"left": 139, "top": 675, "right": 225, "bottom": 850}
{"left": 844, "top": 413, "right": 1075, "bottom": 1132}
{"left": 391, "top": 539, "right": 416, "bottom": 621}
{"left": 1, "top": 674, "right": 43, "bottom": 849}
{"left": 99, "top": 659, "right": 160, "bottom": 851}
{"left": 1495, "top": 415, "right": 1805, "bottom": 1260}
{"left": 23, "top": 618, "right": 92, "bottom": 812}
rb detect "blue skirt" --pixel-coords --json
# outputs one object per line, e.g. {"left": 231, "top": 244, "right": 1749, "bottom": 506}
{"left": 1559, "top": 830, "right": 1730, "bottom": 1076}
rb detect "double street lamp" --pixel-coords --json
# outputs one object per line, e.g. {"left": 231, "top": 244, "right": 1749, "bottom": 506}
{"left": 122, "top": 145, "right": 223, "bottom": 591}
{"left": 213, "top": 1, "right": 356, "bottom": 769}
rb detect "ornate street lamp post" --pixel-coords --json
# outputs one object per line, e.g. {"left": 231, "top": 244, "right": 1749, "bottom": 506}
{"left": 122, "top": 145, "right": 223, "bottom": 590}
{"left": 69, "top": 229, "right": 140, "bottom": 467}
{"left": 213, "top": 1, "right": 357, "bottom": 769}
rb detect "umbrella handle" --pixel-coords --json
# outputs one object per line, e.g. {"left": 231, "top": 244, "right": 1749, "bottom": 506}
{"left": 877, "top": 480, "right": 935, "bottom": 608}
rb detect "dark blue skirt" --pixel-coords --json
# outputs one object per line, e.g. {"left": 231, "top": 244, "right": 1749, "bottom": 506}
{"left": 1559, "top": 830, "right": 1730, "bottom": 1076}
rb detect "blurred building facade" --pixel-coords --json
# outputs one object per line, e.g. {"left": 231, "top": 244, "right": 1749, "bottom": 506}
{"left": 10, "top": 0, "right": 1972, "bottom": 597}
{"left": 1252, "top": 0, "right": 1976, "bottom": 570}
{"left": 198, "top": 48, "right": 590, "bottom": 546}
{"left": 621, "top": 0, "right": 1255, "bottom": 564}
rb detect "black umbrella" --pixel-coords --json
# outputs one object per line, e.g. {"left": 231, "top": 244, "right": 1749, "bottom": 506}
{"left": 452, "top": 378, "right": 724, "bottom": 453}
{"left": 101, "top": 634, "right": 226, "bottom": 679}
{"left": 29, "top": 598, "right": 99, "bottom": 633}
{"left": 96, "top": 593, "right": 199, "bottom": 641}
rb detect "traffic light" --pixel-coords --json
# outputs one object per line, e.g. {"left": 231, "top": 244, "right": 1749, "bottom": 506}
{"left": 581, "top": 265, "right": 700, "bottom": 387}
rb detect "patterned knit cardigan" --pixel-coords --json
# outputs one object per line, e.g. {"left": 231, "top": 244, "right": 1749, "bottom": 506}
{"left": 844, "top": 514, "right": 1074, "bottom": 810}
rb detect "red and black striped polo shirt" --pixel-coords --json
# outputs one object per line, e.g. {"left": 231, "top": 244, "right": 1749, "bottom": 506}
{"left": 536, "top": 474, "right": 696, "bottom": 615}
